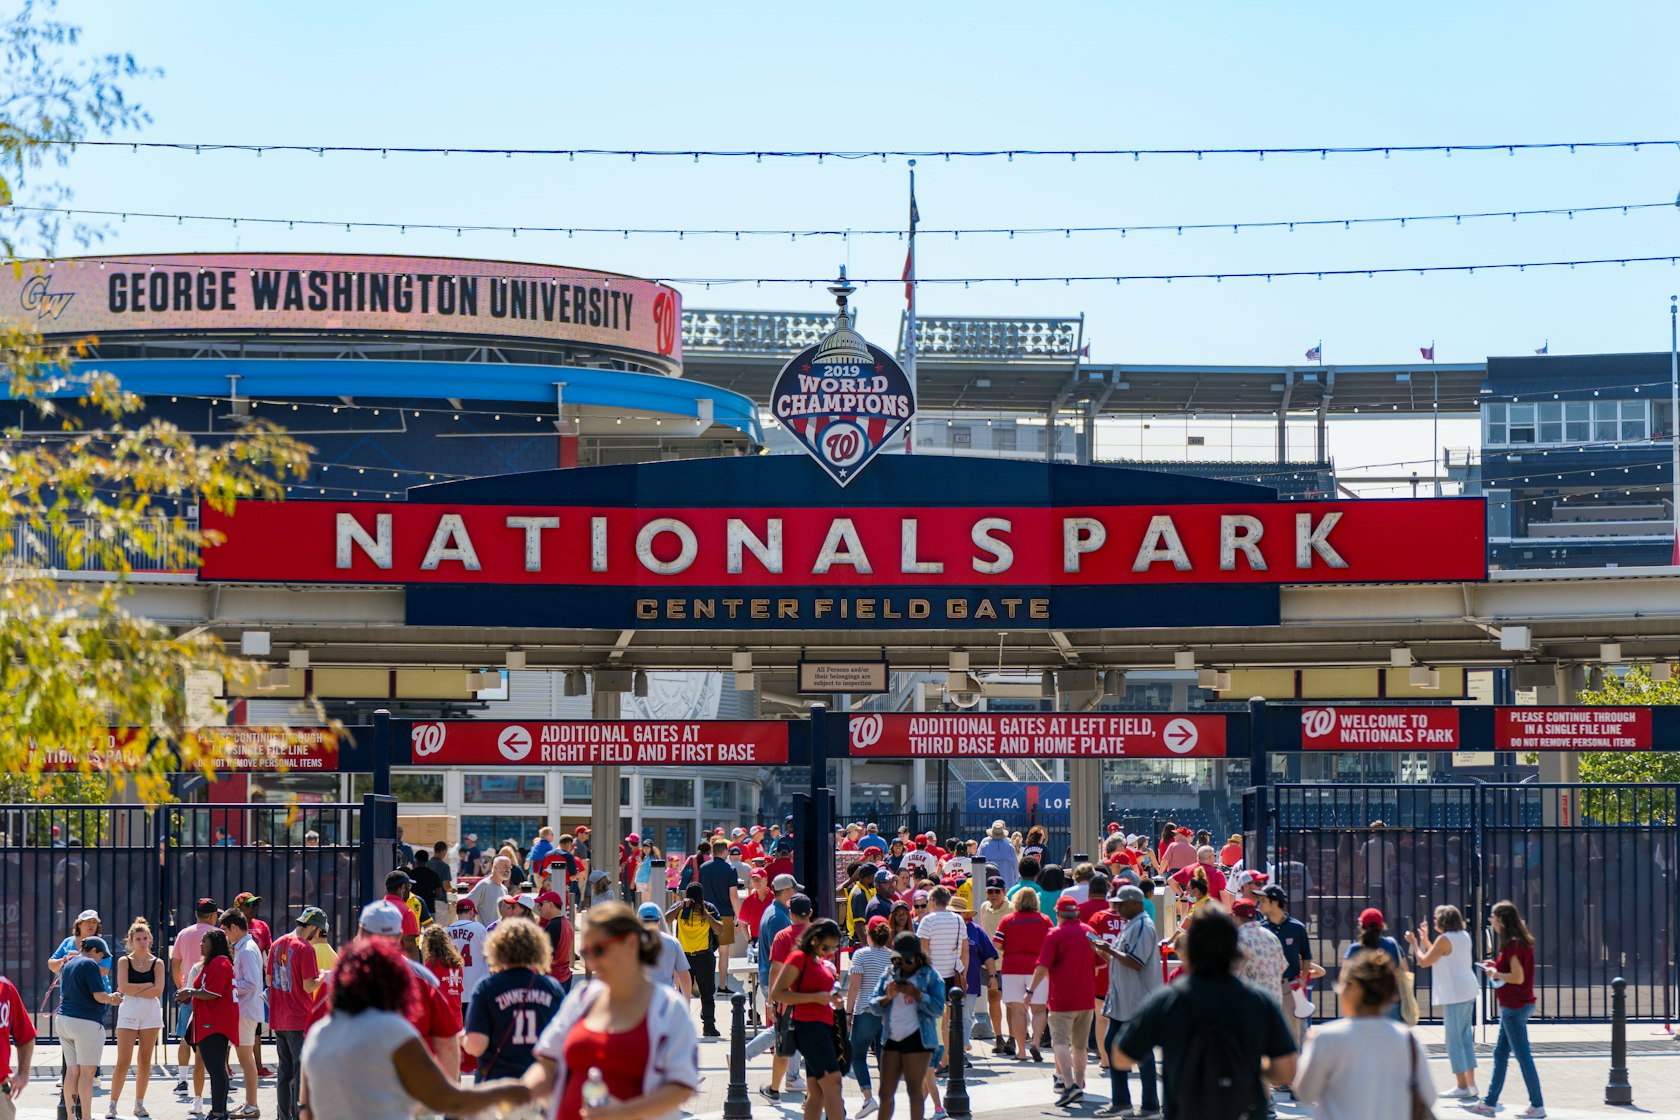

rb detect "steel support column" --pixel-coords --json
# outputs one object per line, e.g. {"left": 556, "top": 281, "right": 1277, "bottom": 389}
{"left": 591, "top": 686, "right": 623, "bottom": 895}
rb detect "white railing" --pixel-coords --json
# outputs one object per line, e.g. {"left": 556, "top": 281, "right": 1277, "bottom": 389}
{"left": 3, "top": 520, "right": 197, "bottom": 573}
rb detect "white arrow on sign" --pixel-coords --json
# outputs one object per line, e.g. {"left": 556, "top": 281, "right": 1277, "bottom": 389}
{"left": 1162, "top": 718, "right": 1199, "bottom": 755}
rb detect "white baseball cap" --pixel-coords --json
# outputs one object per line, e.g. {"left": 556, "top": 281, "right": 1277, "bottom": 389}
{"left": 516, "top": 892, "right": 538, "bottom": 911}
{"left": 76, "top": 909, "right": 100, "bottom": 923}
{"left": 358, "top": 899, "right": 407, "bottom": 937}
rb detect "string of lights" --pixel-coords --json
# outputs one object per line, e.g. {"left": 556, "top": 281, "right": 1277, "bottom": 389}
{"left": 10, "top": 198, "right": 1672, "bottom": 241}
{"left": 42, "top": 138, "right": 1680, "bottom": 161}
{"left": 15, "top": 251, "right": 1680, "bottom": 288}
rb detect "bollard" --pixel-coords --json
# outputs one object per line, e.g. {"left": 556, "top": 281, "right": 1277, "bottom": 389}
{"left": 723, "top": 992, "right": 752, "bottom": 1120}
{"left": 1606, "top": 976, "right": 1633, "bottom": 1106}
{"left": 946, "top": 987, "right": 971, "bottom": 1118}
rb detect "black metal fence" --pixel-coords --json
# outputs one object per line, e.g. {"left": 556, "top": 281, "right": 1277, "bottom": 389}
{"left": 1246, "top": 782, "right": 1679, "bottom": 1024}
{"left": 0, "top": 802, "right": 366, "bottom": 1041}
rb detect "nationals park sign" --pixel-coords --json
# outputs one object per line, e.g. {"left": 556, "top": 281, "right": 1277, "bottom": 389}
{"left": 198, "top": 455, "right": 1486, "bottom": 631}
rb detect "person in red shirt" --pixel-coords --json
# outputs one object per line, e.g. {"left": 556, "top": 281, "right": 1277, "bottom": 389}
{"left": 1219, "top": 834, "right": 1246, "bottom": 869}
{"left": 535, "top": 892, "right": 576, "bottom": 992}
{"left": 1159, "top": 826, "right": 1198, "bottom": 874}
{"left": 1029, "top": 896, "right": 1099, "bottom": 1107}
{"left": 769, "top": 919, "right": 845, "bottom": 1120}
{"left": 759, "top": 894, "right": 813, "bottom": 1103}
{"left": 1079, "top": 877, "right": 1120, "bottom": 1081}
{"left": 1471, "top": 901, "right": 1543, "bottom": 1117}
{"left": 765, "top": 843, "right": 796, "bottom": 886}
{"left": 1170, "top": 847, "right": 1229, "bottom": 899}
{"left": 738, "top": 870, "right": 773, "bottom": 941}
{"left": 232, "top": 893, "right": 272, "bottom": 955}
{"left": 993, "top": 889, "right": 1053, "bottom": 1063}
{"left": 0, "top": 972, "right": 37, "bottom": 1101}
{"left": 740, "top": 826, "right": 767, "bottom": 862}
{"left": 267, "top": 908, "right": 325, "bottom": 1120}
{"left": 178, "top": 928, "right": 239, "bottom": 1119}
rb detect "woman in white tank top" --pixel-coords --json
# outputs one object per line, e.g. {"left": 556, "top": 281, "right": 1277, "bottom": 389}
{"left": 1407, "top": 904, "right": 1478, "bottom": 1099}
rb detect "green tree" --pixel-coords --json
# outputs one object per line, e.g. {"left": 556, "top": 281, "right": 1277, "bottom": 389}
{"left": 2, "top": 5, "right": 313, "bottom": 804}
{"left": 0, "top": 0, "right": 157, "bottom": 253}
{"left": 1573, "top": 665, "right": 1680, "bottom": 823}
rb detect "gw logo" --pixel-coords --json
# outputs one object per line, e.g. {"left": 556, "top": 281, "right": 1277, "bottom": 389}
{"left": 20, "top": 274, "right": 75, "bottom": 320}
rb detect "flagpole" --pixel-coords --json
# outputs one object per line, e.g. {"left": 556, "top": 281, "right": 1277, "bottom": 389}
{"left": 1669, "top": 296, "right": 1677, "bottom": 564}
{"left": 905, "top": 158, "right": 918, "bottom": 454}
{"left": 1432, "top": 342, "right": 1441, "bottom": 497}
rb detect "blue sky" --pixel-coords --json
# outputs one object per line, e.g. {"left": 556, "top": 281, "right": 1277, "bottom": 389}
{"left": 35, "top": 2, "right": 1680, "bottom": 479}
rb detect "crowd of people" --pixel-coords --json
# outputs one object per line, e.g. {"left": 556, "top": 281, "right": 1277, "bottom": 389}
{"left": 10, "top": 815, "right": 1553, "bottom": 1120}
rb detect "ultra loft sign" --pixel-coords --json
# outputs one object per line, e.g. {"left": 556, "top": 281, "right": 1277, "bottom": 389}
{"left": 200, "top": 455, "right": 1485, "bottom": 630}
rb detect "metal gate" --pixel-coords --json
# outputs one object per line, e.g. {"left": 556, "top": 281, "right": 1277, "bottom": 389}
{"left": 1246, "top": 782, "right": 1679, "bottom": 1024}
{"left": 0, "top": 802, "right": 366, "bottom": 1040}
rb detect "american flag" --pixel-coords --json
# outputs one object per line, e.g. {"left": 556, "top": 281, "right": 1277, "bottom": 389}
{"left": 1420, "top": 343, "right": 1435, "bottom": 361}
{"left": 1304, "top": 344, "right": 1322, "bottom": 362}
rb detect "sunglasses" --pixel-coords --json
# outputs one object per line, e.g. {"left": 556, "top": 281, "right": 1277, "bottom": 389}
{"left": 914, "top": 903, "right": 928, "bottom": 910}
{"left": 582, "top": 933, "right": 632, "bottom": 960}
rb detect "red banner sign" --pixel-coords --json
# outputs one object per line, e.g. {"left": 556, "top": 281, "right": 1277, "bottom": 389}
{"left": 405, "top": 720, "right": 789, "bottom": 766}
{"left": 40, "top": 727, "right": 338, "bottom": 770}
{"left": 1496, "top": 707, "right": 1652, "bottom": 752}
{"left": 200, "top": 498, "right": 1486, "bottom": 588}
{"left": 192, "top": 727, "right": 341, "bottom": 770}
{"left": 1299, "top": 707, "right": 1461, "bottom": 749}
{"left": 846, "top": 713, "right": 1226, "bottom": 758}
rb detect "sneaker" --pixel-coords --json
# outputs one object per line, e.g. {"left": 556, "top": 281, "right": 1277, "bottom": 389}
{"left": 785, "top": 1076, "right": 807, "bottom": 1092}
{"left": 233, "top": 1105, "right": 261, "bottom": 1118}
{"left": 1056, "top": 1085, "right": 1080, "bottom": 1108}
{"left": 758, "top": 1087, "right": 782, "bottom": 1104}
{"left": 106, "top": 1103, "right": 119, "bottom": 1118}
{"left": 1053, "top": 1076, "right": 1066, "bottom": 1092}
{"left": 702, "top": 1027, "right": 722, "bottom": 1039}
{"left": 174, "top": 1082, "right": 189, "bottom": 1096}
{"left": 1096, "top": 1105, "right": 1127, "bottom": 1117}
{"left": 933, "top": 1109, "right": 948, "bottom": 1120}
{"left": 1464, "top": 1105, "right": 1497, "bottom": 1117}
{"left": 258, "top": 1067, "right": 274, "bottom": 1079}
{"left": 857, "top": 1096, "right": 878, "bottom": 1118}
{"left": 1514, "top": 1111, "right": 1545, "bottom": 1119}
{"left": 1123, "top": 1111, "right": 1162, "bottom": 1119}
{"left": 134, "top": 1105, "right": 150, "bottom": 1118}
{"left": 1446, "top": 1088, "right": 1478, "bottom": 1100}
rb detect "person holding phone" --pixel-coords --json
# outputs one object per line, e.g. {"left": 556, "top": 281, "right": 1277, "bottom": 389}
{"left": 1406, "top": 905, "right": 1478, "bottom": 1100}
{"left": 1467, "top": 902, "right": 1543, "bottom": 1118}
{"left": 770, "top": 919, "right": 846, "bottom": 1120}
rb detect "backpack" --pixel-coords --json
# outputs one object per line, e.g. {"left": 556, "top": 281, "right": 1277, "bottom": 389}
{"left": 1174, "top": 989, "right": 1258, "bottom": 1120}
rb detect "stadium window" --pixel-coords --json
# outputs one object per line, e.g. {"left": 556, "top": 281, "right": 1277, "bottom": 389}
{"left": 1564, "top": 401, "right": 1590, "bottom": 442}
{"left": 1484, "top": 403, "right": 1507, "bottom": 445}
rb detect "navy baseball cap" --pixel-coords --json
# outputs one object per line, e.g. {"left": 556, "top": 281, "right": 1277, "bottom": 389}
{"left": 789, "top": 894, "right": 814, "bottom": 916}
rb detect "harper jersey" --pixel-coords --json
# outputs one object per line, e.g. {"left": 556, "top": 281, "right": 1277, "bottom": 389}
{"left": 446, "top": 919, "right": 490, "bottom": 1005}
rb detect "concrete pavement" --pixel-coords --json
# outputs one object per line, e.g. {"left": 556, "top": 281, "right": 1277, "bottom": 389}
{"left": 13, "top": 1006, "right": 1678, "bottom": 1120}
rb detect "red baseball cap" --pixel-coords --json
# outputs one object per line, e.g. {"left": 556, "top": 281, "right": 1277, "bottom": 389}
{"left": 1174, "top": 827, "right": 1194, "bottom": 838}
{"left": 1358, "top": 907, "right": 1385, "bottom": 929}
{"left": 1232, "top": 900, "right": 1260, "bottom": 920}
{"left": 536, "top": 891, "right": 565, "bottom": 907}
{"left": 455, "top": 898, "right": 477, "bottom": 912}
{"left": 750, "top": 868, "right": 768, "bottom": 880}
{"left": 866, "top": 915, "right": 889, "bottom": 930}
{"left": 575, "top": 826, "right": 591, "bottom": 834}
{"left": 1106, "top": 822, "right": 1121, "bottom": 832}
